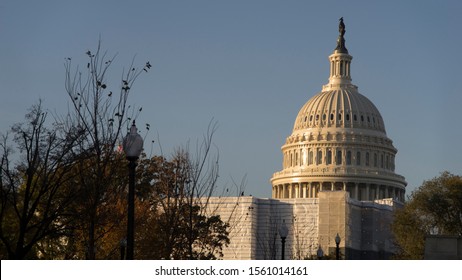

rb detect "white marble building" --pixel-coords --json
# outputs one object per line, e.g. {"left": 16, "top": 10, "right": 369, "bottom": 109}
{"left": 207, "top": 19, "right": 406, "bottom": 260}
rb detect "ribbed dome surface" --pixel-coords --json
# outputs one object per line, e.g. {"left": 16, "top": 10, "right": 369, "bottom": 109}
{"left": 293, "top": 88, "right": 386, "bottom": 133}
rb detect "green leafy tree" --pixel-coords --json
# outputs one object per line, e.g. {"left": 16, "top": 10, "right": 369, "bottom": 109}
{"left": 392, "top": 171, "right": 462, "bottom": 259}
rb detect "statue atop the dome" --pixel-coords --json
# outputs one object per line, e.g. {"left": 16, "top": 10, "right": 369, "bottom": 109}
{"left": 339, "top": 17, "right": 345, "bottom": 37}
{"left": 335, "top": 17, "right": 348, "bottom": 53}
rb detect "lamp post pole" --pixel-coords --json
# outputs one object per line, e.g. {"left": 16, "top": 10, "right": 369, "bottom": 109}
{"left": 278, "top": 220, "right": 289, "bottom": 260}
{"left": 123, "top": 121, "right": 143, "bottom": 260}
{"left": 335, "top": 233, "right": 341, "bottom": 260}
{"left": 126, "top": 158, "right": 137, "bottom": 260}
{"left": 281, "top": 236, "right": 286, "bottom": 260}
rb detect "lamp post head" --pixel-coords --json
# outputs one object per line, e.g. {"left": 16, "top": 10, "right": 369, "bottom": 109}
{"left": 123, "top": 121, "right": 143, "bottom": 160}
{"left": 278, "top": 221, "right": 289, "bottom": 239}
{"left": 335, "top": 233, "right": 341, "bottom": 245}
{"left": 317, "top": 246, "right": 323, "bottom": 258}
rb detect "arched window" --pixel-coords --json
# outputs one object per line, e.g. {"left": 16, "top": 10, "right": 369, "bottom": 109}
{"left": 330, "top": 114, "right": 334, "bottom": 121}
{"left": 381, "top": 154, "right": 384, "bottom": 168}
{"left": 346, "top": 114, "right": 350, "bottom": 121}
{"left": 366, "top": 152, "right": 370, "bottom": 166}
{"left": 336, "top": 150, "right": 342, "bottom": 165}
{"left": 317, "top": 150, "right": 323, "bottom": 165}
{"left": 346, "top": 151, "right": 352, "bottom": 165}
{"left": 356, "top": 151, "right": 361, "bottom": 166}
{"left": 338, "top": 113, "right": 342, "bottom": 120}
{"left": 374, "top": 153, "right": 378, "bottom": 167}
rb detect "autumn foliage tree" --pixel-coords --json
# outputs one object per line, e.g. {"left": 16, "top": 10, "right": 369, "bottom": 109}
{"left": 0, "top": 102, "right": 81, "bottom": 259}
{"left": 392, "top": 171, "right": 462, "bottom": 259}
{"left": 134, "top": 124, "right": 230, "bottom": 260}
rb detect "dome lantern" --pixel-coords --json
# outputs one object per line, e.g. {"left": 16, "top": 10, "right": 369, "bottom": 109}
{"left": 327, "top": 17, "right": 353, "bottom": 87}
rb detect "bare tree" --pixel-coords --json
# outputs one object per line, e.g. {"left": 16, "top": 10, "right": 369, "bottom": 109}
{"left": 292, "top": 214, "right": 318, "bottom": 259}
{"left": 134, "top": 121, "right": 231, "bottom": 259}
{"left": 62, "top": 41, "right": 150, "bottom": 259}
{"left": 0, "top": 102, "right": 80, "bottom": 259}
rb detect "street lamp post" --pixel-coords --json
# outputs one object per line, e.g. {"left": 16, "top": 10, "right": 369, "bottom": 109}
{"left": 123, "top": 121, "right": 143, "bottom": 260}
{"left": 335, "top": 233, "right": 341, "bottom": 260}
{"left": 317, "top": 246, "right": 323, "bottom": 260}
{"left": 278, "top": 221, "right": 289, "bottom": 260}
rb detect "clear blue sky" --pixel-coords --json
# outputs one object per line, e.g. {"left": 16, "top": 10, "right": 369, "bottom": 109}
{"left": 1, "top": 0, "right": 461, "bottom": 198}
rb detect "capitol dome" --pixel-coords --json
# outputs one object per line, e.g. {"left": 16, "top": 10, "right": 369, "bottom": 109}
{"left": 271, "top": 20, "right": 406, "bottom": 202}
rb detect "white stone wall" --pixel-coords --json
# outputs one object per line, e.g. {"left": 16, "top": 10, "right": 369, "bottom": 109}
{"left": 205, "top": 192, "right": 398, "bottom": 260}
{"left": 206, "top": 196, "right": 319, "bottom": 260}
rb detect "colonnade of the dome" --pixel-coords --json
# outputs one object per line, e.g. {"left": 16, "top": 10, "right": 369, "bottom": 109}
{"left": 272, "top": 181, "right": 405, "bottom": 202}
